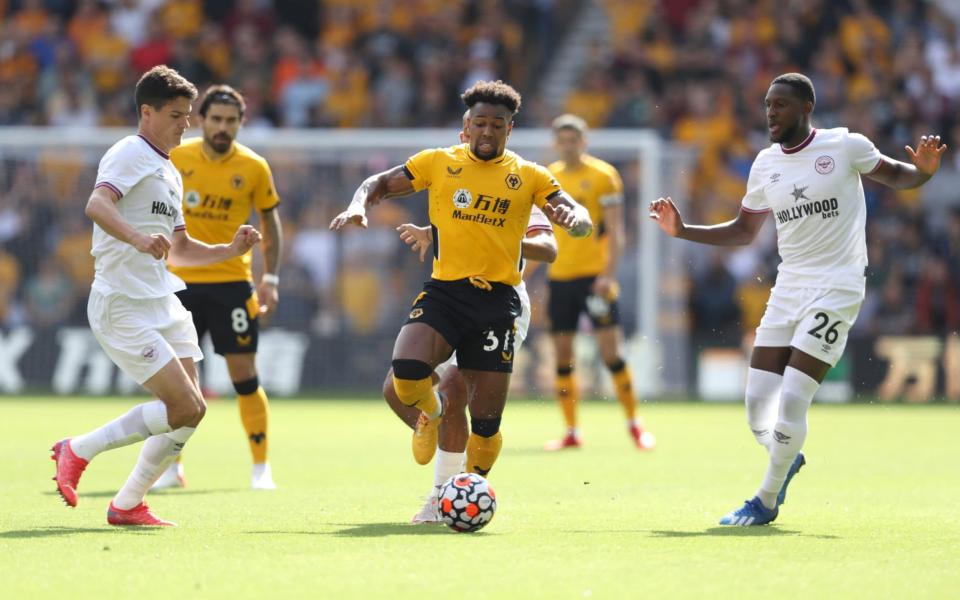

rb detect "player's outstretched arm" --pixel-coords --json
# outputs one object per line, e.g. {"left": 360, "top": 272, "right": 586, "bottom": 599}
{"left": 649, "top": 196, "right": 767, "bottom": 246}
{"left": 85, "top": 186, "right": 171, "bottom": 259}
{"left": 867, "top": 134, "right": 947, "bottom": 190}
{"left": 168, "top": 225, "right": 261, "bottom": 267}
{"left": 330, "top": 166, "right": 416, "bottom": 231}
{"left": 543, "top": 192, "right": 593, "bottom": 238}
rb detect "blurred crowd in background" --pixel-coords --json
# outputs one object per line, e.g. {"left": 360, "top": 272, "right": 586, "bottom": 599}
{"left": 0, "top": 0, "right": 958, "bottom": 349}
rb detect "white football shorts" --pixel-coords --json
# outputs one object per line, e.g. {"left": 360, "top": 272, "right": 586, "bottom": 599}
{"left": 88, "top": 290, "right": 204, "bottom": 384}
{"left": 754, "top": 284, "right": 864, "bottom": 366}
{"left": 437, "top": 283, "right": 531, "bottom": 376}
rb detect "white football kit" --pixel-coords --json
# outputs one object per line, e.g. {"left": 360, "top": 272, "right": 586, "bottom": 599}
{"left": 89, "top": 134, "right": 203, "bottom": 384}
{"left": 437, "top": 206, "right": 554, "bottom": 375}
{"left": 741, "top": 127, "right": 882, "bottom": 365}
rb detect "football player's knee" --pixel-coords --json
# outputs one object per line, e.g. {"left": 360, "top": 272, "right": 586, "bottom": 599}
{"left": 391, "top": 359, "right": 433, "bottom": 405}
{"left": 168, "top": 399, "right": 204, "bottom": 429}
{"left": 196, "top": 396, "right": 208, "bottom": 421}
{"left": 471, "top": 417, "right": 502, "bottom": 438}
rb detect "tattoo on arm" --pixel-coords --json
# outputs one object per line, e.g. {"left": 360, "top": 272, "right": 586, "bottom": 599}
{"left": 260, "top": 208, "right": 283, "bottom": 275}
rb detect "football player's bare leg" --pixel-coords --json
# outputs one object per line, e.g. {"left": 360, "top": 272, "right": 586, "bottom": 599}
{"left": 57, "top": 356, "right": 204, "bottom": 508}
{"left": 109, "top": 358, "right": 204, "bottom": 510}
{"left": 460, "top": 369, "right": 510, "bottom": 476}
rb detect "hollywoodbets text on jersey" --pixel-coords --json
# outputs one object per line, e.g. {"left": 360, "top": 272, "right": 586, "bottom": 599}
{"left": 775, "top": 197, "right": 840, "bottom": 225}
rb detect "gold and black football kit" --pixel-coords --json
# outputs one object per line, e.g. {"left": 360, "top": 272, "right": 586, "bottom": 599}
{"left": 547, "top": 154, "right": 624, "bottom": 332}
{"left": 403, "top": 144, "right": 562, "bottom": 371}
{"left": 169, "top": 138, "right": 279, "bottom": 354}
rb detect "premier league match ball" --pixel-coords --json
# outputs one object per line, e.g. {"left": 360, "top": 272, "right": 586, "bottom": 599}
{"left": 438, "top": 472, "right": 497, "bottom": 533}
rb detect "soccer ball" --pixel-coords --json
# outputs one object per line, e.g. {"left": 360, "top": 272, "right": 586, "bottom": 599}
{"left": 438, "top": 472, "right": 497, "bottom": 533}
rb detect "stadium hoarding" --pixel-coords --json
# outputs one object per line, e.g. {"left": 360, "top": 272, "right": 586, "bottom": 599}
{"left": 0, "top": 326, "right": 955, "bottom": 401}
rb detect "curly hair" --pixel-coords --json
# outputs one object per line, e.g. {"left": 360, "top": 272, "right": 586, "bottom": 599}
{"left": 461, "top": 80, "right": 522, "bottom": 115}
{"left": 134, "top": 65, "right": 197, "bottom": 117}
{"left": 198, "top": 84, "right": 246, "bottom": 119}
{"left": 771, "top": 72, "right": 816, "bottom": 106}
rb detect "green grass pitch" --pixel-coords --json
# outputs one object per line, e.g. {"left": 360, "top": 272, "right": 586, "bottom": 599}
{"left": 1, "top": 396, "right": 958, "bottom": 599}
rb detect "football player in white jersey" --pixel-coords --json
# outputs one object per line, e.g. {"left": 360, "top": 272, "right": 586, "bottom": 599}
{"left": 381, "top": 115, "right": 557, "bottom": 523}
{"left": 649, "top": 73, "right": 946, "bottom": 526}
{"left": 51, "top": 65, "right": 261, "bottom": 526}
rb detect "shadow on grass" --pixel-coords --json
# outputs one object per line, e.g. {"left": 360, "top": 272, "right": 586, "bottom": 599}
{"left": 41, "top": 488, "right": 245, "bottom": 499}
{"left": 649, "top": 527, "right": 840, "bottom": 539}
{"left": 0, "top": 526, "right": 157, "bottom": 539}
{"left": 246, "top": 522, "right": 471, "bottom": 538}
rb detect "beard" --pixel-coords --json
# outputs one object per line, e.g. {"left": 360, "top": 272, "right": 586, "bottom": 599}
{"left": 472, "top": 142, "right": 499, "bottom": 160}
{"left": 771, "top": 120, "right": 800, "bottom": 144}
{"left": 207, "top": 134, "right": 232, "bottom": 153}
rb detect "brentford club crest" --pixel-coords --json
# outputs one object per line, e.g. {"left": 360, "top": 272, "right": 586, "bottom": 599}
{"left": 141, "top": 345, "right": 158, "bottom": 363}
{"left": 815, "top": 155, "right": 835, "bottom": 174}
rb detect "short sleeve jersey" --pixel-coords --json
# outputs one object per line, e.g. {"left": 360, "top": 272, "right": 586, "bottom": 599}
{"left": 405, "top": 144, "right": 562, "bottom": 286}
{"left": 91, "top": 134, "right": 187, "bottom": 299}
{"left": 547, "top": 154, "right": 623, "bottom": 280}
{"left": 168, "top": 138, "right": 279, "bottom": 283}
{"left": 741, "top": 127, "right": 882, "bottom": 292}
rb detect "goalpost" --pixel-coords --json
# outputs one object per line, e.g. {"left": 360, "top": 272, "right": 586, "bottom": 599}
{"left": 0, "top": 127, "right": 693, "bottom": 396}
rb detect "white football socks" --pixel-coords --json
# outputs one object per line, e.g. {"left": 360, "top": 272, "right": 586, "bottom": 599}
{"left": 113, "top": 426, "right": 196, "bottom": 510}
{"left": 744, "top": 368, "right": 784, "bottom": 452}
{"left": 757, "top": 366, "right": 819, "bottom": 509}
{"left": 433, "top": 448, "right": 466, "bottom": 488}
{"left": 71, "top": 400, "right": 171, "bottom": 461}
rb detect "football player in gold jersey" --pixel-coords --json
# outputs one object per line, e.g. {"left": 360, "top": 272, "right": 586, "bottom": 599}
{"left": 331, "top": 80, "right": 592, "bottom": 478}
{"left": 543, "top": 114, "right": 655, "bottom": 451}
{"left": 155, "top": 85, "right": 283, "bottom": 490}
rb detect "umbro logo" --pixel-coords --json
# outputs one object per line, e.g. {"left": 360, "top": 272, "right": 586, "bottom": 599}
{"left": 182, "top": 169, "right": 194, "bottom": 178}
{"left": 773, "top": 430, "right": 792, "bottom": 444}
{"left": 501, "top": 351, "right": 513, "bottom": 361}
{"left": 250, "top": 432, "right": 266, "bottom": 444}
{"left": 447, "top": 166, "right": 463, "bottom": 176}
{"left": 472, "top": 465, "right": 490, "bottom": 476}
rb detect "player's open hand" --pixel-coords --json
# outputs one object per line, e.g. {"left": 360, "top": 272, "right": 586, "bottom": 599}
{"left": 133, "top": 232, "right": 171, "bottom": 260}
{"left": 648, "top": 197, "right": 684, "bottom": 237}
{"left": 906, "top": 135, "right": 947, "bottom": 176}
{"left": 257, "top": 278, "right": 279, "bottom": 322}
{"left": 329, "top": 209, "right": 368, "bottom": 231}
{"left": 231, "top": 224, "right": 262, "bottom": 255}
{"left": 396, "top": 223, "right": 432, "bottom": 262}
